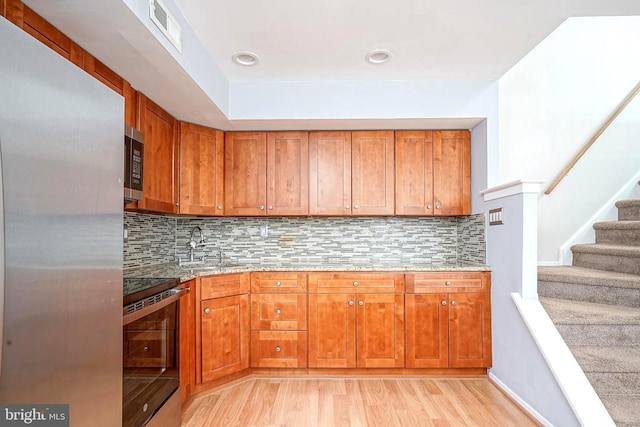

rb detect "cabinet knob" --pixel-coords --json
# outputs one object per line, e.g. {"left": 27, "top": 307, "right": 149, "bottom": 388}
{"left": 358, "top": 301, "right": 364, "bottom": 306}
{"left": 446, "top": 281, "right": 452, "bottom": 287}
{"left": 436, "top": 204, "right": 441, "bottom": 209}
{"left": 275, "top": 308, "right": 281, "bottom": 315}
{"left": 451, "top": 300, "right": 457, "bottom": 306}
{"left": 269, "top": 205, "right": 273, "bottom": 210}
{"left": 176, "top": 202, "right": 180, "bottom": 206}
{"left": 348, "top": 300, "right": 354, "bottom": 306}
{"left": 345, "top": 205, "right": 350, "bottom": 209}
{"left": 354, "top": 205, "right": 359, "bottom": 209}
{"left": 217, "top": 205, "right": 223, "bottom": 210}
{"left": 259, "top": 205, "right": 265, "bottom": 210}
{"left": 427, "top": 205, "right": 433, "bottom": 209}
{"left": 353, "top": 281, "right": 359, "bottom": 287}
{"left": 275, "top": 346, "right": 281, "bottom": 353}
{"left": 441, "top": 300, "right": 447, "bottom": 306}
{"left": 276, "top": 281, "right": 281, "bottom": 287}
{"left": 143, "top": 346, "right": 150, "bottom": 352}
{"left": 204, "top": 307, "right": 211, "bottom": 314}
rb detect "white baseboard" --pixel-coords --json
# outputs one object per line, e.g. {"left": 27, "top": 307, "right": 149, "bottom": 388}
{"left": 488, "top": 371, "right": 552, "bottom": 427}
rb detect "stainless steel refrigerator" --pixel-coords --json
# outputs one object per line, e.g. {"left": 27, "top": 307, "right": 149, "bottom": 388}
{"left": 0, "top": 18, "right": 123, "bottom": 426}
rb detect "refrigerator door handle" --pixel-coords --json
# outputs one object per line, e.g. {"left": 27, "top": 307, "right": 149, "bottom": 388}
{"left": 0, "top": 138, "right": 5, "bottom": 380}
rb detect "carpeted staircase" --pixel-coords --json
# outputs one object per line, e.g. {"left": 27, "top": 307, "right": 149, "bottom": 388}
{"left": 538, "top": 197, "right": 640, "bottom": 427}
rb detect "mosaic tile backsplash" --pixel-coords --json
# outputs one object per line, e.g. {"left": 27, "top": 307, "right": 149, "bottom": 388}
{"left": 124, "top": 213, "right": 486, "bottom": 269}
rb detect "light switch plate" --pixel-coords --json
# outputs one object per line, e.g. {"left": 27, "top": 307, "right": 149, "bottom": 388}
{"left": 489, "top": 208, "right": 504, "bottom": 225}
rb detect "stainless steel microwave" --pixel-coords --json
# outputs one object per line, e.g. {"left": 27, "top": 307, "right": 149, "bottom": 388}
{"left": 124, "top": 125, "right": 144, "bottom": 202}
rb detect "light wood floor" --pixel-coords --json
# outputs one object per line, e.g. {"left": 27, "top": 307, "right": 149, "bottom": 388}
{"left": 181, "top": 376, "right": 541, "bottom": 427}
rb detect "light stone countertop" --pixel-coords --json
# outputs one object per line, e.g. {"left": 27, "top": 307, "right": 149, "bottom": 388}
{"left": 124, "top": 261, "right": 491, "bottom": 283}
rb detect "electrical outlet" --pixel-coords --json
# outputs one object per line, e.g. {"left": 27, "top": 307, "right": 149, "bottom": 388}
{"left": 489, "top": 208, "right": 504, "bottom": 225}
{"left": 260, "top": 223, "right": 268, "bottom": 238}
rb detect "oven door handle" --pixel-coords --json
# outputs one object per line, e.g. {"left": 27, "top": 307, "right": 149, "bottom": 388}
{"left": 123, "top": 286, "right": 189, "bottom": 326}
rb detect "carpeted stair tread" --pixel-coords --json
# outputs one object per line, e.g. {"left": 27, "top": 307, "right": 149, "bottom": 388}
{"left": 571, "top": 346, "right": 640, "bottom": 372}
{"left": 616, "top": 199, "right": 640, "bottom": 221}
{"left": 572, "top": 244, "right": 640, "bottom": 275}
{"left": 538, "top": 266, "right": 640, "bottom": 289}
{"left": 593, "top": 220, "right": 640, "bottom": 230}
{"left": 571, "top": 244, "right": 640, "bottom": 257}
{"left": 587, "top": 372, "right": 640, "bottom": 396}
{"left": 594, "top": 220, "right": 640, "bottom": 245}
{"left": 539, "top": 297, "right": 640, "bottom": 325}
{"left": 600, "top": 396, "right": 640, "bottom": 427}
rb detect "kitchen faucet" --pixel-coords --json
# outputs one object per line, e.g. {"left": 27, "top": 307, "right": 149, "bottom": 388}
{"left": 187, "top": 226, "right": 205, "bottom": 262}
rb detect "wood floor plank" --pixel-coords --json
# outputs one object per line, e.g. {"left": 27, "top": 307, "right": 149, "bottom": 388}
{"left": 181, "top": 377, "right": 542, "bottom": 427}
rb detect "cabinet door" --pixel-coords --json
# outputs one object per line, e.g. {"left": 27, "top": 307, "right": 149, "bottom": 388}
{"left": 179, "top": 123, "right": 224, "bottom": 216}
{"left": 135, "top": 93, "right": 178, "bottom": 213}
{"left": 309, "top": 131, "right": 352, "bottom": 215}
{"left": 20, "top": 4, "right": 84, "bottom": 67}
{"left": 199, "top": 294, "right": 250, "bottom": 383}
{"left": 449, "top": 292, "right": 492, "bottom": 368}
{"left": 395, "top": 131, "right": 434, "bottom": 215}
{"left": 267, "top": 131, "right": 309, "bottom": 216}
{"left": 308, "top": 293, "right": 356, "bottom": 368}
{"left": 83, "top": 54, "right": 137, "bottom": 127}
{"left": 355, "top": 293, "right": 404, "bottom": 368}
{"left": 433, "top": 130, "right": 471, "bottom": 216}
{"left": 351, "top": 131, "right": 395, "bottom": 215}
{"left": 405, "top": 294, "right": 448, "bottom": 368}
{"left": 224, "top": 132, "right": 267, "bottom": 216}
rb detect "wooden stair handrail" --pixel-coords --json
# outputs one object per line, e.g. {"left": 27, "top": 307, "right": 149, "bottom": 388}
{"left": 544, "top": 80, "right": 640, "bottom": 195}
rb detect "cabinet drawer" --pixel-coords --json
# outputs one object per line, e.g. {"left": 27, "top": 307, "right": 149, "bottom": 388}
{"left": 308, "top": 272, "right": 404, "bottom": 293}
{"left": 251, "top": 272, "right": 307, "bottom": 293}
{"left": 199, "top": 273, "right": 249, "bottom": 300}
{"left": 406, "top": 272, "right": 490, "bottom": 293}
{"left": 251, "top": 294, "right": 307, "bottom": 330}
{"left": 123, "top": 331, "right": 175, "bottom": 368}
{"left": 250, "top": 331, "right": 308, "bottom": 368}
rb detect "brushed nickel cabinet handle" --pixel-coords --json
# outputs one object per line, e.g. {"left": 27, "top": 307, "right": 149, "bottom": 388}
{"left": 276, "top": 281, "right": 281, "bottom": 286}
{"left": 348, "top": 300, "right": 354, "bottom": 306}
{"left": 275, "top": 346, "right": 281, "bottom": 353}
{"left": 451, "top": 300, "right": 457, "bottom": 306}
{"left": 358, "top": 301, "right": 364, "bottom": 306}
{"left": 204, "top": 307, "right": 211, "bottom": 314}
{"left": 446, "top": 281, "right": 452, "bottom": 287}
{"left": 353, "top": 281, "right": 359, "bottom": 287}
{"left": 275, "top": 308, "right": 281, "bottom": 315}
{"left": 217, "top": 205, "right": 223, "bottom": 210}
{"left": 259, "top": 205, "right": 265, "bottom": 210}
{"left": 427, "top": 205, "right": 433, "bottom": 209}
{"left": 441, "top": 300, "right": 447, "bottom": 306}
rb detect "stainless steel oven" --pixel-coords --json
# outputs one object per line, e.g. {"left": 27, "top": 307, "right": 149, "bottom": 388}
{"left": 123, "top": 278, "right": 187, "bottom": 427}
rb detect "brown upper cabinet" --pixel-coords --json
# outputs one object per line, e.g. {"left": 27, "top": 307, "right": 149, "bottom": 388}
{"left": 83, "top": 55, "right": 137, "bottom": 128}
{"left": 309, "top": 130, "right": 394, "bottom": 216}
{"left": 133, "top": 93, "right": 179, "bottom": 214}
{"left": 225, "top": 131, "right": 309, "bottom": 216}
{"left": 179, "top": 123, "right": 224, "bottom": 216}
{"left": 2, "top": 1, "right": 137, "bottom": 127}
{"left": 395, "top": 130, "right": 471, "bottom": 216}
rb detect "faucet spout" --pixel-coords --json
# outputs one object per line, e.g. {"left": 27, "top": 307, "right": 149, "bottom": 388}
{"left": 188, "top": 226, "right": 205, "bottom": 262}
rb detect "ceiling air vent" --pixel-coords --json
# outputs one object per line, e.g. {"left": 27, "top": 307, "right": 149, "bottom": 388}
{"left": 149, "top": 0, "right": 182, "bottom": 53}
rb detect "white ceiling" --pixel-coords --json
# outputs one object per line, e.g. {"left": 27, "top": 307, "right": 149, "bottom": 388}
{"left": 21, "top": 0, "right": 640, "bottom": 130}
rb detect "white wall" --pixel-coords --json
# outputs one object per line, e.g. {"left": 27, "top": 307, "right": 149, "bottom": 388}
{"left": 497, "top": 16, "right": 640, "bottom": 263}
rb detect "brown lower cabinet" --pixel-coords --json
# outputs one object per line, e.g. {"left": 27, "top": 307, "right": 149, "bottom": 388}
{"left": 405, "top": 272, "right": 492, "bottom": 368}
{"left": 308, "top": 293, "right": 405, "bottom": 368}
{"left": 190, "top": 270, "right": 490, "bottom": 397}
{"left": 196, "top": 274, "right": 250, "bottom": 384}
{"left": 250, "top": 272, "right": 308, "bottom": 368}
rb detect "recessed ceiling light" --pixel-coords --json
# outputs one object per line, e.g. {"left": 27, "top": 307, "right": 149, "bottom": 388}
{"left": 366, "top": 49, "right": 393, "bottom": 65}
{"left": 232, "top": 51, "right": 260, "bottom": 66}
